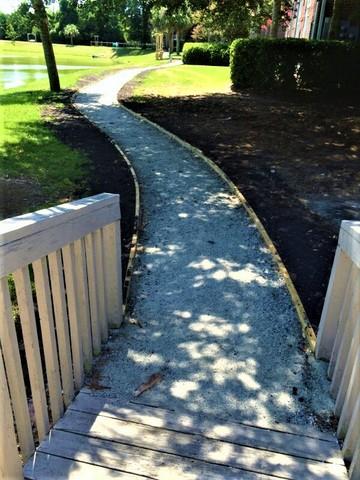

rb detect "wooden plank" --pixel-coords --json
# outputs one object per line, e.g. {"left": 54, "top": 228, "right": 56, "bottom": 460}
{"left": 0, "top": 277, "right": 34, "bottom": 460}
{"left": 33, "top": 257, "right": 64, "bottom": 423}
{"left": 1, "top": 201, "right": 120, "bottom": 278}
{"left": 62, "top": 243, "right": 84, "bottom": 391}
{"left": 330, "top": 271, "right": 360, "bottom": 390}
{"left": 74, "top": 238, "right": 93, "bottom": 372}
{"left": 54, "top": 410, "right": 348, "bottom": 479}
{"left": 34, "top": 430, "right": 275, "bottom": 480}
{"left": 339, "top": 223, "right": 360, "bottom": 269}
{"left": 0, "top": 193, "right": 119, "bottom": 246}
{"left": 75, "top": 392, "right": 339, "bottom": 443}
{"left": 48, "top": 251, "right": 74, "bottom": 406}
{"left": 349, "top": 441, "right": 360, "bottom": 480}
{"left": 328, "top": 263, "right": 356, "bottom": 379}
{"left": 102, "top": 221, "right": 123, "bottom": 327}
{"left": 94, "top": 229, "right": 108, "bottom": 342}
{"left": 84, "top": 233, "right": 101, "bottom": 355}
{"left": 24, "top": 452, "right": 149, "bottom": 480}
{"left": 0, "top": 346, "right": 24, "bottom": 480}
{"left": 69, "top": 394, "right": 342, "bottom": 463}
{"left": 13, "top": 266, "right": 49, "bottom": 441}
{"left": 335, "top": 321, "right": 360, "bottom": 416}
{"left": 341, "top": 396, "right": 360, "bottom": 461}
{"left": 316, "top": 246, "right": 352, "bottom": 360}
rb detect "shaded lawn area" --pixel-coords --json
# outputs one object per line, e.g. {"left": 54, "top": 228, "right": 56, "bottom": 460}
{"left": 122, "top": 87, "right": 360, "bottom": 330}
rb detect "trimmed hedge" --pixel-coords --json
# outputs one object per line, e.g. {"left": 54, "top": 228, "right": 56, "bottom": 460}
{"left": 230, "top": 38, "right": 360, "bottom": 93}
{"left": 182, "top": 42, "right": 229, "bottom": 66}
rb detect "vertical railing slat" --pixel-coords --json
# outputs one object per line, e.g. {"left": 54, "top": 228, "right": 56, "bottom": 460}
{"left": 316, "top": 246, "right": 352, "bottom": 360}
{"left": 62, "top": 243, "right": 84, "bottom": 391}
{"left": 0, "top": 348, "right": 23, "bottom": 480}
{"left": 342, "top": 396, "right": 360, "bottom": 461}
{"left": 33, "top": 257, "right": 64, "bottom": 423}
{"left": 328, "top": 265, "right": 357, "bottom": 380}
{"left": 349, "top": 441, "right": 360, "bottom": 480}
{"left": 74, "top": 238, "right": 93, "bottom": 372}
{"left": 13, "top": 266, "right": 49, "bottom": 441}
{"left": 48, "top": 251, "right": 74, "bottom": 407}
{"left": 337, "top": 347, "right": 360, "bottom": 439}
{"left": 330, "top": 291, "right": 359, "bottom": 396}
{"left": 85, "top": 232, "right": 101, "bottom": 355}
{"left": 103, "top": 221, "right": 123, "bottom": 328}
{"left": 0, "top": 277, "right": 34, "bottom": 460}
{"left": 94, "top": 229, "right": 108, "bottom": 342}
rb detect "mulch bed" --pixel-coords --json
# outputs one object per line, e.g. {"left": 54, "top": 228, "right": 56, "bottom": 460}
{"left": 122, "top": 90, "right": 360, "bottom": 330}
{"left": 45, "top": 90, "right": 136, "bottom": 284}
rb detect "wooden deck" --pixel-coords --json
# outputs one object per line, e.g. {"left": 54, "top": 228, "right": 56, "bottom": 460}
{"left": 24, "top": 392, "right": 348, "bottom": 479}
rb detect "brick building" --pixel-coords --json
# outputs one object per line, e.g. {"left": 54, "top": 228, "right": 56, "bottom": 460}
{"left": 285, "top": 0, "right": 360, "bottom": 40}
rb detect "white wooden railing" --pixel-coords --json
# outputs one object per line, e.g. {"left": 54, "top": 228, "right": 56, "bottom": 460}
{"left": 316, "top": 220, "right": 360, "bottom": 480}
{"left": 0, "top": 193, "right": 123, "bottom": 478}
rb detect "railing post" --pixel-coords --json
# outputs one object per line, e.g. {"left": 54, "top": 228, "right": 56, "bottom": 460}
{"left": 0, "top": 193, "right": 123, "bottom": 470}
{"left": 316, "top": 220, "right": 360, "bottom": 480}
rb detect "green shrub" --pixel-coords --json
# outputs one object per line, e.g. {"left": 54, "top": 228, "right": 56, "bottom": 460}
{"left": 182, "top": 42, "right": 229, "bottom": 66}
{"left": 230, "top": 38, "right": 360, "bottom": 93}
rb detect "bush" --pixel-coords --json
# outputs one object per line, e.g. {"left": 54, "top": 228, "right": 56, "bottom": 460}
{"left": 230, "top": 38, "right": 360, "bottom": 93}
{"left": 182, "top": 42, "right": 229, "bottom": 66}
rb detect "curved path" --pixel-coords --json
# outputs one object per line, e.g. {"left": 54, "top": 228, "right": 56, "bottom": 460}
{"left": 75, "top": 68, "right": 333, "bottom": 428}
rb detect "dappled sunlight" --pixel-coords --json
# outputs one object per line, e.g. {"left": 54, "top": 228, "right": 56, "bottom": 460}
{"left": 73, "top": 76, "right": 336, "bottom": 458}
{"left": 171, "top": 380, "right": 199, "bottom": 400}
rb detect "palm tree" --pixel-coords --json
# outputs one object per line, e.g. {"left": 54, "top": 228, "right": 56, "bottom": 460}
{"left": 32, "top": 0, "right": 60, "bottom": 92}
{"left": 64, "top": 23, "right": 80, "bottom": 45}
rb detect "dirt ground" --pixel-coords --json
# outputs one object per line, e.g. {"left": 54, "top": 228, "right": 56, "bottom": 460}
{"left": 122, "top": 90, "right": 360, "bottom": 330}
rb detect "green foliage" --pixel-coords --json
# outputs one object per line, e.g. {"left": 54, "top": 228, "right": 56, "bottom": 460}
{"left": 0, "top": 13, "right": 8, "bottom": 39}
{"left": 4, "top": 2, "right": 35, "bottom": 41}
{"left": 182, "top": 42, "right": 229, "bottom": 66}
{"left": 63, "top": 22, "right": 79, "bottom": 44}
{"left": 230, "top": 38, "right": 360, "bottom": 93}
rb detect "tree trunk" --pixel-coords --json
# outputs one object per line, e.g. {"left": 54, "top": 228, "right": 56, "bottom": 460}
{"left": 176, "top": 29, "right": 180, "bottom": 55}
{"left": 140, "top": 1, "right": 150, "bottom": 49}
{"left": 271, "top": 0, "right": 281, "bottom": 38}
{"left": 167, "top": 31, "right": 173, "bottom": 54}
{"left": 32, "top": 0, "right": 60, "bottom": 92}
{"left": 329, "top": 0, "right": 343, "bottom": 39}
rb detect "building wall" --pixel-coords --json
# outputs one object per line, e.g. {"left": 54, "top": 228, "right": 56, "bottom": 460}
{"left": 286, "top": 0, "right": 318, "bottom": 39}
{"left": 286, "top": 0, "right": 360, "bottom": 40}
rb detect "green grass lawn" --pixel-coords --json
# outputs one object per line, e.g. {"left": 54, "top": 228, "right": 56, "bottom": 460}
{"left": 0, "top": 40, "right": 160, "bottom": 215}
{"left": 131, "top": 65, "right": 231, "bottom": 98}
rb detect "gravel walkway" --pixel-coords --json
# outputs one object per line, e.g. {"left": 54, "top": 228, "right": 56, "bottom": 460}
{"left": 75, "top": 68, "right": 334, "bottom": 429}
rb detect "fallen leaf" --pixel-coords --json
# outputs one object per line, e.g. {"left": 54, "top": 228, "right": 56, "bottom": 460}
{"left": 134, "top": 372, "right": 163, "bottom": 397}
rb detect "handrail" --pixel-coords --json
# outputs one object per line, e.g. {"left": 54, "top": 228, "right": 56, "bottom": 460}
{"left": 316, "top": 220, "right": 360, "bottom": 480}
{"left": 0, "top": 193, "right": 123, "bottom": 478}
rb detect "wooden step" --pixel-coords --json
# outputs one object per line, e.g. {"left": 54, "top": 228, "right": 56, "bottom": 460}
{"left": 24, "top": 392, "right": 348, "bottom": 480}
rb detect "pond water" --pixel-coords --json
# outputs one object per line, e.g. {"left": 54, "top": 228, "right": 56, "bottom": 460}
{"left": 0, "top": 58, "right": 94, "bottom": 89}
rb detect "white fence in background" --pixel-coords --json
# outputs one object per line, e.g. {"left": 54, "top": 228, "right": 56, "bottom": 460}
{"left": 0, "top": 193, "right": 122, "bottom": 478}
{"left": 316, "top": 220, "right": 360, "bottom": 480}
